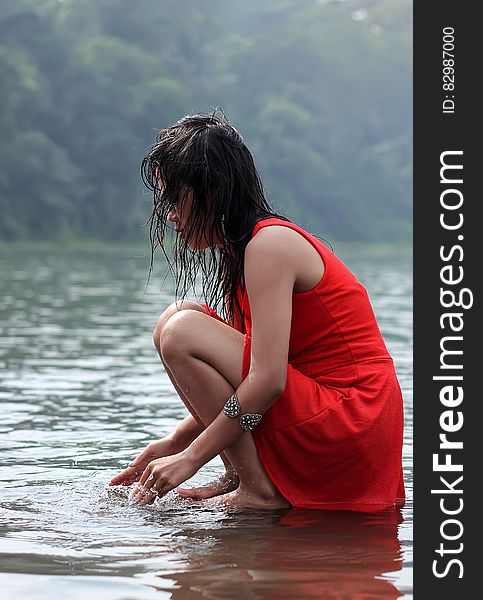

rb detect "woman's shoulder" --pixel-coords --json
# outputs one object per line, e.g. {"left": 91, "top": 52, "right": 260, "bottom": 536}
{"left": 246, "top": 221, "right": 304, "bottom": 253}
{"left": 245, "top": 221, "right": 331, "bottom": 294}
{"left": 247, "top": 218, "right": 332, "bottom": 259}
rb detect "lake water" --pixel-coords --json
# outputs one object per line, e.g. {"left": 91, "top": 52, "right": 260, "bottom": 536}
{"left": 0, "top": 246, "right": 412, "bottom": 599}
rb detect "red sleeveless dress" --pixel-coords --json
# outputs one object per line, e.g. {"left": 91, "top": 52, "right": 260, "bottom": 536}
{"left": 201, "top": 217, "right": 405, "bottom": 511}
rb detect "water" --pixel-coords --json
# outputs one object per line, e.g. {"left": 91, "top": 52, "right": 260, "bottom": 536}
{"left": 0, "top": 246, "right": 412, "bottom": 599}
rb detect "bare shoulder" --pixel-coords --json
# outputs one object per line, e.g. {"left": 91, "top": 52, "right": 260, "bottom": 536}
{"left": 245, "top": 225, "right": 325, "bottom": 294}
{"left": 244, "top": 226, "right": 298, "bottom": 286}
{"left": 245, "top": 225, "right": 303, "bottom": 258}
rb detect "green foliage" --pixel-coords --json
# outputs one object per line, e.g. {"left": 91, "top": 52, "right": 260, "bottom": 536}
{"left": 0, "top": 0, "right": 412, "bottom": 243}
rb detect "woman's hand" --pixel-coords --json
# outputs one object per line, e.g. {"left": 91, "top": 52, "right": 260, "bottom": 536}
{"left": 129, "top": 449, "right": 200, "bottom": 505}
{"left": 108, "top": 437, "right": 179, "bottom": 487}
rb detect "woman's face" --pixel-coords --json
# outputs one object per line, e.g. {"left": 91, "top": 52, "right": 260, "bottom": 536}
{"left": 165, "top": 185, "right": 222, "bottom": 251}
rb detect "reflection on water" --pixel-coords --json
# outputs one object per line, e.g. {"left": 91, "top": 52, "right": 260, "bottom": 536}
{"left": 155, "top": 506, "right": 405, "bottom": 599}
{"left": 0, "top": 247, "right": 412, "bottom": 599}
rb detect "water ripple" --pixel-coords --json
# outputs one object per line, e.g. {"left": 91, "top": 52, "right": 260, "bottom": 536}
{"left": 0, "top": 248, "right": 413, "bottom": 598}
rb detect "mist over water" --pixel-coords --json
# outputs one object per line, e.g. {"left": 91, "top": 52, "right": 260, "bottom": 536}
{"left": 0, "top": 247, "right": 412, "bottom": 599}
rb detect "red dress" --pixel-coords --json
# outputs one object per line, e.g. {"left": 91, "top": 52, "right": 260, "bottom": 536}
{"left": 201, "top": 217, "right": 405, "bottom": 511}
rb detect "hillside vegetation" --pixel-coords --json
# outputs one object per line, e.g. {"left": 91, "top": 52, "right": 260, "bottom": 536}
{"left": 0, "top": 0, "right": 412, "bottom": 243}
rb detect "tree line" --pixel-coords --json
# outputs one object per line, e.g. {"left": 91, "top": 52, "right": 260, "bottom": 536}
{"left": 0, "top": 0, "right": 412, "bottom": 243}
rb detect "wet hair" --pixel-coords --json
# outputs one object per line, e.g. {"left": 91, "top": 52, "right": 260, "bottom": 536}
{"left": 141, "top": 109, "right": 290, "bottom": 330}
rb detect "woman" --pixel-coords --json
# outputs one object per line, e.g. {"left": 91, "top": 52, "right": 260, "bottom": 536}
{"left": 108, "top": 111, "right": 405, "bottom": 511}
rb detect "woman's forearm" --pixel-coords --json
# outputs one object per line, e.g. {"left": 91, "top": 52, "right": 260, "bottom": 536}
{"left": 185, "top": 374, "right": 282, "bottom": 467}
{"left": 168, "top": 414, "right": 205, "bottom": 450}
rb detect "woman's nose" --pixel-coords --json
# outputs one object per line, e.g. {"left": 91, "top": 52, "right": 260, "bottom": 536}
{"left": 167, "top": 207, "right": 178, "bottom": 223}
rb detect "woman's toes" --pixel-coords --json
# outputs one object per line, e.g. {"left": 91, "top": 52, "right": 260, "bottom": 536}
{"left": 176, "top": 485, "right": 219, "bottom": 499}
{"left": 176, "top": 486, "right": 199, "bottom": 498}
{"left": 176, "top": 474, "right": 240, "bottom": 500}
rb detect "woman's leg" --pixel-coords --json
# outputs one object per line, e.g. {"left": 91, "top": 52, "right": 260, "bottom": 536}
{"left": 154, "top": 301, "right": 239, "bottom": 498}
{"left": 159, "top": 307, "right": 290, "bottom": 509}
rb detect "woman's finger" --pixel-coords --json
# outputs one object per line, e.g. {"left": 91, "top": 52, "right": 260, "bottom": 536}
{"left": 151, "top": 473, "right": 173, "bottom": 500}
{"left": 156, "top": 480, "right": 169, "bottom": 500}
{"left": 138, "top": 465, "right": 153, "bottom": 487}
{"left": 130, "top": 465, "right": 156, "bottom": 502}
{"left": 140, "top": 480, "right": 160, "bottom": 505}
{"left": 132, "top": 482, "right": 158, "bottom": 505}
{"left": 108, "top": 465, "right": 140, "bottom": 486}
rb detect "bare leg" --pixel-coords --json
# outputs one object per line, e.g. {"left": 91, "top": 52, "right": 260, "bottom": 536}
{"left": 154, "top": 301, "right": 239, "bottom": 498}
{"left": 162, "top": 362, "right": 239, "bottom": 498}
{"left": 160, "top": 309, "right": 290, "bottom": 509}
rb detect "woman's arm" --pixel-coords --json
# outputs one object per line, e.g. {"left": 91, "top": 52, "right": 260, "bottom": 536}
{"left": 168, "top": 413, "right": 204, "bottom": 450}
{"left": 108, "top": 414, "right": 203, "bottom": 487}
{"left": 186, "top": 227, "right": 296, "bottom": 466}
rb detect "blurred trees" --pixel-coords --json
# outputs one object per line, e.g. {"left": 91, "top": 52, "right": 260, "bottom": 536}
{"left": 0, "top": 0, "right": 411, "bottom": 242}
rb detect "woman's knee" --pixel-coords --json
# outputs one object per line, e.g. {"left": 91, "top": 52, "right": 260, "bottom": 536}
{"left": 159, "top": 309, "right": 204, "bottom": 365}
{"left": 153, "top": 300, "right": 208, "bottom": 354}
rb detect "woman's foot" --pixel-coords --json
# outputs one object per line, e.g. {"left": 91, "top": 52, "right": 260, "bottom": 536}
{"left": 176, "top": 469, "right": 240, "bottom": 500}
{"left": 202, "top": 486, "right": 291, "bottom": 510}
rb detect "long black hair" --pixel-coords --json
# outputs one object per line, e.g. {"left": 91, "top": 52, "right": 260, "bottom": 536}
{"left": 141, "top": 109, "right": 290, "bottom": 329}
